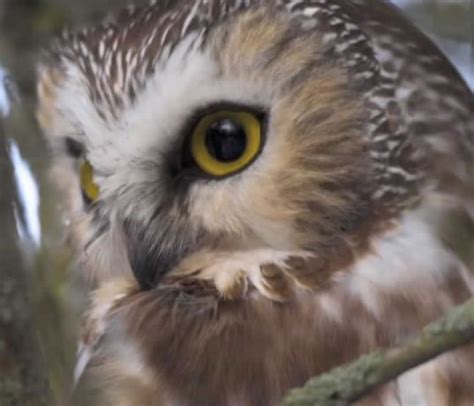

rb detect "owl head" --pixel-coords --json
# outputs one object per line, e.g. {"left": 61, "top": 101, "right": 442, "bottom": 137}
{"left": 34, "top": 1, "right": 474, "bottom": 404}
{"left": 37, "top": 1, "right": 421, "bottom": 297}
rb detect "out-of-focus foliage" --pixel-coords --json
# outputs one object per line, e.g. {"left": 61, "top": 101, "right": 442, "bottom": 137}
{"left": 397, "top": 0, "right": 473, "bottom": 89}
{"left": 401, "top": 0, "right": 472, "bottom": 41}
{"left": 0, "top": 1, "right": 472, "bottom": 405}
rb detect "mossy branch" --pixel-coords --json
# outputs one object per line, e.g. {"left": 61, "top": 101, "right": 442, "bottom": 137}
{"left": 283, "top": 297, "right": 474, "bottom": 406}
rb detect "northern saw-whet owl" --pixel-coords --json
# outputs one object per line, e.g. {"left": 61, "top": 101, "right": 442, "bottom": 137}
{"left": 36, "top": 0, "right": 474, "bottom": 404}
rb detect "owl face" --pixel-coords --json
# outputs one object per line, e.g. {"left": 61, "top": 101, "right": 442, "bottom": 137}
{"left": 38, "top": 3, "right": 390, "bottom": 292}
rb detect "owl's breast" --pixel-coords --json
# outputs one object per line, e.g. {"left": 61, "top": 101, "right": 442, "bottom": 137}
{"left": 80, "top": 202, "right": 473, "bottom": 405}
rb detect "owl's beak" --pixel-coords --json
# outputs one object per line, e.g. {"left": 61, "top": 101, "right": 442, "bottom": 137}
{"left": 125, "top": 225, "right": 195, "bottom": 290}
{"left": 129, "top": 244, "right": 191, "bottom": 289}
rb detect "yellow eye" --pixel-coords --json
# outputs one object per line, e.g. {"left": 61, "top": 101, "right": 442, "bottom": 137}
{"left": 80, "top": 160, "right": 100, "bottom": 202}
{"left": 190, "top": 110, "right": 263, "bottom": 177}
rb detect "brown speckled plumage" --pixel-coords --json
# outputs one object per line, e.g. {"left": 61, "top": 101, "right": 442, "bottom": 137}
{"left": 37, "top": 0, "right": 474, "bottom": 404}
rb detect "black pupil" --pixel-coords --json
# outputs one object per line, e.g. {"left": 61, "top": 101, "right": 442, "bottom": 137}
{"left": 205, "top": 119, "right": 247, "bottom": 162}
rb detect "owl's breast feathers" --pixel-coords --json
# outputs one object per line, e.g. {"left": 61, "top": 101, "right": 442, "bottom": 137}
{"left": 77, "top": 205, "right": 474, "bottom": 405}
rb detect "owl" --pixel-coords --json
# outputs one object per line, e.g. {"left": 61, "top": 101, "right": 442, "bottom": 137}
{"left": 36, "top": 0, "right": 474, "bottom": 404}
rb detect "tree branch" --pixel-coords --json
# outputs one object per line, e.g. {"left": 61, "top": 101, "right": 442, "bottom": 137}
{"left": 283, "top": 297, "right": 474, "bottom": 406}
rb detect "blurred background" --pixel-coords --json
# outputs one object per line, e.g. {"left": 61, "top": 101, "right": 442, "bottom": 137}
{"left": 0, "top": 0, "right": 472, "bottom": 404}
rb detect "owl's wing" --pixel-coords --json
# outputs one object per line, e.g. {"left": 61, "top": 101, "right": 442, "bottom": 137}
{"left": 350, "top": 0, "right": 474, "bottom": 206}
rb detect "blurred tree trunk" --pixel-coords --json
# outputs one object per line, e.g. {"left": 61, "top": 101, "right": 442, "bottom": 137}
{"left": 0, "top": 121, "right": 51, "bottom": 405}
{"left": 0, "top": 2, "right": 60, "bottom": 404}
